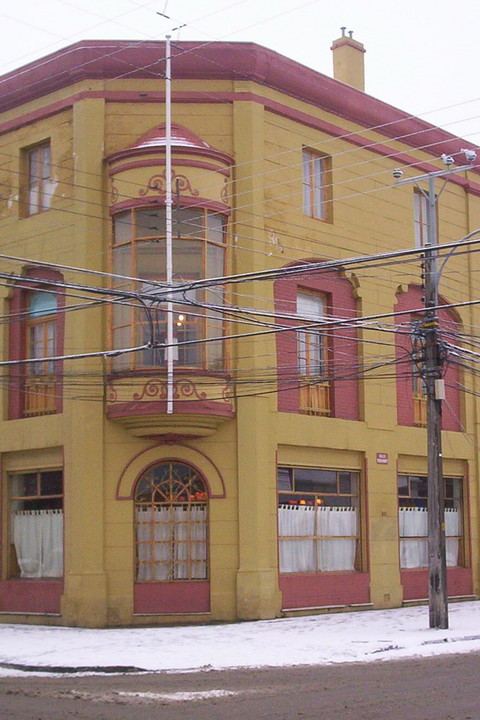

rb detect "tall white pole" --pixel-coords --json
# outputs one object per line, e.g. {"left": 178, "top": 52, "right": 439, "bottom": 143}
{"left": 165, "top": 35, "right": 174, "bottom": 414}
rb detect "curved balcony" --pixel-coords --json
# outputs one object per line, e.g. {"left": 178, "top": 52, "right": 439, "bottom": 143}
{"left": 106, "top": 372, "right": 235, "bottom": 438}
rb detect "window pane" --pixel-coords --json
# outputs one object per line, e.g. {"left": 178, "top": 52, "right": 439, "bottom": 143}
{"left": 136, "top": 239, "right": 166, "bottom": 282}
{"left": 206, "top": 243, "right": 225, "bottom": 279}
{"left": 398, "top": 475, "right": 409, "bottom": 495}
{"left": 277, "top": 467, "right": 292, "bottom": 491}
{"left": 11, "top": 473, "right": 37, "bottom": 497}
{"left": 174, "top": 208, "right": 204, "bottom": 238}
{"left": 113, "top": 212, "right": 132, "bottom": 244}
{"left": 40, "top": 471, "right": 63, "bottom": 496}
{"left": 295, "top": 468, "right": 336, "bottom": 494}
{"left": 206, "top": 213, "right": 225, "bottom": 243}
{"left": 29, "top": 292, "right": 57, "bottom": 318}
{"left": 136, "top": 208, "right": 166, "bottom": 236}
{"left": 173, "top": 239, "right": 202, "bottom": 281}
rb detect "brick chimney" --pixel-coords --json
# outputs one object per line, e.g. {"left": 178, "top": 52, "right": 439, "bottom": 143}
{"left": 331, "top": 28, "right": 365, "bottom": 91}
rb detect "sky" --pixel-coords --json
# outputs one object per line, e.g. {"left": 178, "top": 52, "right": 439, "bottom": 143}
{"left": 1, "top": 0, "right": 479, "bottom": 146}
{"left": 1, "top": 601, "right": 480, "bottom": 676}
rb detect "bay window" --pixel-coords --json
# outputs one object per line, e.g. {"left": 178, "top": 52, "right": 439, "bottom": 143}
{"left": 111, "top": 206, "right": 226, "bottom": 371}
{"left": 398, "top": 474, "right": 464, "bottom": 568}
{"left": 278, "top": 466, "right": 361, "bottom": 573}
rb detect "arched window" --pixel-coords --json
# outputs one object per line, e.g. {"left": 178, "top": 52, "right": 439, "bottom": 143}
{"left": 9, "top": 269, "right": 64, "bottom": 419}
{"left": 111, "top": 207, "right": 226, "bottom": 371}
{"left": 134, "top": 461, "right": 208, "bottom": 582}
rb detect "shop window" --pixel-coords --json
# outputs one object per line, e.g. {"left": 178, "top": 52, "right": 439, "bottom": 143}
{"left": 21, "top": 142, "right": 54, "bottom": 216}
{"left": 297, "top": 291, "right": 330, "bottom": 415}
{"left": 9, "top": 470, "right": 63, "bottom": 578}
{"left": 111, "top": 206, "right": 226, "bottom": 371}
{"left": 398, "top": 474, "right": 464, "bottom": 568}
{"left": 277, "top": 466, "right": 361, "bottom": 573}
{"left": 134, "top": 461, "right": 208, "bottom": 582}
{"left": 302, "top": 149, "right": 332, "bottom": 221}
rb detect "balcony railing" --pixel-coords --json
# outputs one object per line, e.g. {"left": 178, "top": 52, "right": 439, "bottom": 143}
{"left": 299, "top": 381, "right": 330, "bottom": 416}
{"left": 24, "top": 376, "right": 57, "bottom": 417}
{"left": 413, "top": 392, "right": 427, "bottom": 427}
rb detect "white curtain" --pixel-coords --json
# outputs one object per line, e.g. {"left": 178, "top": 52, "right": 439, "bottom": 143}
{"left": 12, "top": 509, "right": 63, "bottom": 578}
{"left": 399, "top": 507, "right": 460, "bottom": 568}
{"left": 278, "top": 505, "right": 357, "bottom": 573}
{"left": 136, "top": 505, "right": 207, "bottom": 581}
{"left": 445, "top": 508, "right": 460, "bottom": 567}
{"left": 317, "top": 507, "right": 357, "bottom": 571}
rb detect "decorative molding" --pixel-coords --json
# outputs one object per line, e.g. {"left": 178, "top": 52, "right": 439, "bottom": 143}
{"left": 138, "top": 170, "right": 199, "bottom": 198}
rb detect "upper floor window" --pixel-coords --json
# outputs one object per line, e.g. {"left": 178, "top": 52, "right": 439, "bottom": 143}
{"left": 22, "top": 142, "right": 53, "bottom": 216}
{"left": 111, "top": 206, "right": 226, "bottom": 372}
{"left": 297, "top": 291, "right": 330, "bottom": 415}
{"left": 8, "top": 270, "right": 64, "bottom": 419}
{"left": 413, "top": 188, "right": 428, "bottom": 247}
{"left": 302, "top": 149, "right": 331, "bottom": 221}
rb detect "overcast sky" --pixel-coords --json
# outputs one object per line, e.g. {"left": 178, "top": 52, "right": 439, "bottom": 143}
{"left": 1, "top": 0, "right": 479, "bottom": 145}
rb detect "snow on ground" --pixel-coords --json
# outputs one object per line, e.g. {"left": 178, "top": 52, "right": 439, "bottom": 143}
{"left": 1, "top": 601, "right": 480, "bottom": 676}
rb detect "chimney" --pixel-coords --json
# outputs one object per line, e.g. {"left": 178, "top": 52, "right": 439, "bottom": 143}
{"left": 331, "top": 27, "right": 365, "bottom": 91}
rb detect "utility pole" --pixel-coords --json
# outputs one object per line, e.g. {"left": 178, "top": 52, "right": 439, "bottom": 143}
{"left": 394, "top": 155, "right": 474, "bottom": 629}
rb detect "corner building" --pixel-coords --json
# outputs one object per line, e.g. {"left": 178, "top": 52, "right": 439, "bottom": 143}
{"left": 0, "top": 36, "right": 479, "bottom": 627}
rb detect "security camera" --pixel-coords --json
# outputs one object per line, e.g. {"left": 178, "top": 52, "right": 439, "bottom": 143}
{"left": 392, "top": 168, "right": 403, "bottom": 179}
{"left": 441, "top": 153, "right": 455, "bottom": 166}
{"left": 461, "top": 148, "right": 477, "bottom": 163}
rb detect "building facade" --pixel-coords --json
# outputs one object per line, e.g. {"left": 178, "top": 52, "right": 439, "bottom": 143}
{"left": 0, "top": 36, "right": 479, "bottom": 627}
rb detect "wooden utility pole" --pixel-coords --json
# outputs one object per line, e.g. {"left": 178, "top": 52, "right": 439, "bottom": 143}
{"left": 395, "top": 159, "right": 474, "bottom": 628}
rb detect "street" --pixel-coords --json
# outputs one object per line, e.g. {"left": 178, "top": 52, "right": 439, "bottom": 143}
{"left": 0, "top": 651, "right": 478, "bottom": 720}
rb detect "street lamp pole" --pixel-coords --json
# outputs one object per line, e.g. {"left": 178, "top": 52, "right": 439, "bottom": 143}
{"left": 395, "top": 158, "right": 474, "bottom": 629}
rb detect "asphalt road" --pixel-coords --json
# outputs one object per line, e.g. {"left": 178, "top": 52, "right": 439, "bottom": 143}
{"left": 0, "top": 651, "right": 479, "bottom": 720}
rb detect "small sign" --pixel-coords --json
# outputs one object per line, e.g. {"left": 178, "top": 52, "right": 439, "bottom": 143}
{"left": 376, "top": 453, "right": 388, "bottom": 464}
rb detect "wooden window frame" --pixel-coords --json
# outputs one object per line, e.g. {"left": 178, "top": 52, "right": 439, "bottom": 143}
{"left": 277, "top": 466, "right": 363, "bottom": 573}
{"left": 398, "top": 474, "right": 466, "bottom": 568}
{"left": 297, "top": 290, "right": 331, "bottom": 415}
{"left": 111, "top": 206, "right": 227, "bottom": 372}
{"left": 302, "top": 149, "right": 332, "bottom": 222}
{"left": 20, "top": 141, "right": 52, "bottom": 217}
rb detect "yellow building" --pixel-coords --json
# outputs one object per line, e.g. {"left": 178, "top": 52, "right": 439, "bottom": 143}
{"left": 0, "top": 34, "right": 479, "bottom": 627}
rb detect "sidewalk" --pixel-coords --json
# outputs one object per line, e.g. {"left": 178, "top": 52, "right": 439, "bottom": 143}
{"left": 1, "top": 601, "right": 479, "bottom": 676}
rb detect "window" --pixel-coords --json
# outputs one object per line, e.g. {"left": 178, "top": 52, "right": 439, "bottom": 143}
{"left": 111, "top": 206, "right": 226, "bottom": 371}
{"left": 22, "top": 142, "right": 53, "bottom": 216}
{"left": 24, "top": 291, "right": 58, "bottom": 416}
{"left": 9, "top": 470, "right": 63, "bottom": 578}
{"left": 278, "top": 466, "right": 361, "bottom": 573}
{"left": 297, "top": 291, "right": 330, "bottom": 415}
{"left": 302, "top": 149, "right": 331, "bottom": 221}
{"left": 398, "top": 474, "right": 464, "bottom": 568}
{"left": 134, "top": 461, "right": 208, "bottom": 581}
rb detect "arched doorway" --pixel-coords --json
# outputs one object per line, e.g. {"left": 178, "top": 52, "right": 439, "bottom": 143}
{"left": 133, "top": 460, "right": 210, "bottom": 614}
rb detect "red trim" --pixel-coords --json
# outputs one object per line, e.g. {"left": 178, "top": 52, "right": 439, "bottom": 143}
{"left": 1, "top": 40, "right": 478, "bottom": 181}
{"left": 108, "top": 158, "right": 231, "bottom": 177}
{"left": 401, "top": 567, "right": 472, "bottom": 601}
{"left": 2, "top": 86, "right": 480, "bottom": 195}
{"left": 107, "top": 399, "right": 234, "bottom": 419}
{"left": 279, "top": 572, "right": 370, "bottom": 609}
{"left": 0, "top": 579, "right": 63, "bottom": 614}
{"left": 109, "top": 196, "right": 230, "bottom": 215}
{"left": 134, "top": 580, "right": 210, "bottom": 614}
{"left": 116, "top": 443, "right": 227, "bottom": 500}
{"left": 274, "top": 261, "right": 360, "bottom": 419}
